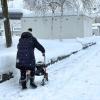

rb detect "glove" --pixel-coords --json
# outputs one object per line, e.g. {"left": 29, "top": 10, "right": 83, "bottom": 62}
{"left": 42, "top": 53, "right": 45, "bottom": 56}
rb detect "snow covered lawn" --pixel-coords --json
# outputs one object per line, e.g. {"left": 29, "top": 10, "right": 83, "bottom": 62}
{"left": 0, "top": 36, "right": 100, "bottom": 100}
{"left": 0, "top": 36, "right": 83, "bottom": 74}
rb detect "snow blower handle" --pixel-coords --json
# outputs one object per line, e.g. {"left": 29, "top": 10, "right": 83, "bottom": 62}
{"left": 43, "top": 53, "right": 46, "bottom": 65}
{"left": 43, "top": 54, "right": 46, "bottom": 73}
{"left": 42, "top": 53, "right": 45, "bottom": 57}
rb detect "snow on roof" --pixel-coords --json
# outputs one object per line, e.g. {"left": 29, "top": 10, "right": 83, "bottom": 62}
{"left": 92, "top": 23, "right": 100, "bottom": 26}
{"left": 92, "top": 26, "right": 98, "bottom": 29}
{"left": 0, "top": 8, "right": 23, "bottom": 13}
{"left": 0, "top": 8, "right": 23, "bottom": 19}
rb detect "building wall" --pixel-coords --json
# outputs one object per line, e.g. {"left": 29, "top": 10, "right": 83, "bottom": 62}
{"left": 83, "top": 16, "right": 93, "bottom": 37}
{"left": 0, "top": 19, "right": 21, "bottom": 36}
{"left": 92, "top": 27, "right": 99, "bottom": 36}
{"left": 10, "top": 20, "right": 21, "bottom": 35}
{"left": 92, "top": 23, "right": 100, "bottom": 36}
{"left": 21, "top": 15, "right": 93, "bottom": 39}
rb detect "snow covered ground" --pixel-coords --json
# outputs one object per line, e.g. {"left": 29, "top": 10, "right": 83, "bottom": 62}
{"left": 0, "top": 36, "right": 100, "bottom": 100}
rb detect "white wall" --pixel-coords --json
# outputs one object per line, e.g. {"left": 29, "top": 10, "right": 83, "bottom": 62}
{"left": 92, "top": 23, "right": 100, "bottom": 36}
{"left": 10, "top": 20, "right": 21, "bottom": 35}
{"left": 21, "top": 15, "right": 93, "bottom": 39}
{"left": 92, "top": 27, "right": 99, "bottom": 36}
{"left": 83, "top": 16, "right": 93, "bottom": 37}
{"left": 0, "top": 19, "right": 21, "bottom": 36}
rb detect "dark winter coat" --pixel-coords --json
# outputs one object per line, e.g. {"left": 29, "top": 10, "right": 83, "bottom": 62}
{"left": 16, "top": 32, "right": 45, "bottom": 70}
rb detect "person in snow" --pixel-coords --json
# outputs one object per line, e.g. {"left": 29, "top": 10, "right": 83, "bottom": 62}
{"left": 16, "top": 28, "right": 45, "bottom": 89}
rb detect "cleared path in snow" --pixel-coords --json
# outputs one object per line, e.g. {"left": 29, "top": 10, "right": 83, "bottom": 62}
{"left": 0, "top": 42, "right": 100, "bottom": 100}
{"left": 47, "top": 42, "right": 100, "bottom": 100}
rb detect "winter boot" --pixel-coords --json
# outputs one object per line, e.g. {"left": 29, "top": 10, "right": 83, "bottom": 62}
{"left": 21, "top": 81, "right": 27, "bottom": 90}
{"left": 30, "top": 78, "right": 37, "bottom": 88}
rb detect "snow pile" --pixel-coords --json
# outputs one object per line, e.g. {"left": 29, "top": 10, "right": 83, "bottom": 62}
{"left": 0, "top": 36, "right": 19, "bottom": 74}
{"left": 76, "top": 36, "right": 96, "bottom": 45}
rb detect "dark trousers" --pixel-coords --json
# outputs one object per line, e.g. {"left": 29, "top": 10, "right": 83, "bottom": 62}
{"left": 19, "top": 69, "right": 35, "bottom": 89}
{"left": 20, "top": 69, "right": 35, "bottom": 82}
